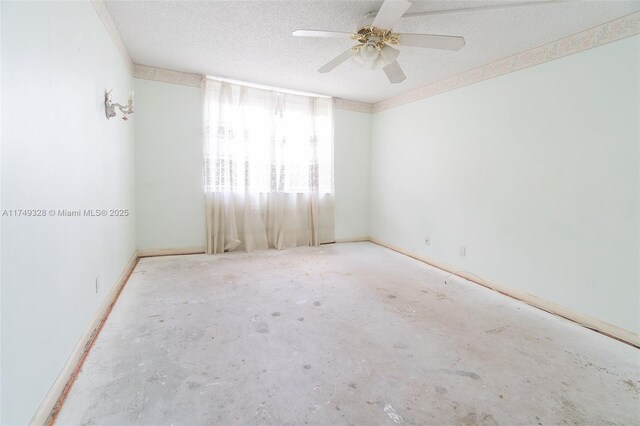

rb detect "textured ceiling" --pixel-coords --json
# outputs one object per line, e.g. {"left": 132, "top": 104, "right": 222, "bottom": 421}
{"left": 105, "top": 0, "right": 640, "bottom": 103}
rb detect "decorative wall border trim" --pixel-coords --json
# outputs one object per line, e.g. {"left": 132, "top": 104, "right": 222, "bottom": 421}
{"left": 334, "top": 99, "right": 374, "bottom": 114}
{"left": 133, "top": 64, "right": 203, "bottom": 88}
{"left": 90, "top": 0, "right": 373, "bottom": 115}
{"left": 90, "top": 0, "right": 133, "bottom": 73}
{"left": 132, "top": 65, "right": 376, "bottom": 113}
{"left": 90, "top": 3, "right": 638, "bottom": 114}
{"left": 373, "top": 11, "right": 640, "bottom": 113}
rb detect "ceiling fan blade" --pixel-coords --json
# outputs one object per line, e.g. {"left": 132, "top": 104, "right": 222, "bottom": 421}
{"left": 292, "top": 29, "right": 354, "bottom": 39}
{"left": 398, "top": 33, "right": 465, "bottom": 50}
{"left": 383, "top": 60, "right": 406, "bottom": 84}
{"left": 318, "top": 48, "right": 358, "bottom": 73}
{"left": 372, "top": 0, "right": 411, "bottom": 30}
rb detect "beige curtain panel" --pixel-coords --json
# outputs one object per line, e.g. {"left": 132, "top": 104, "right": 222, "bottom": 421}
{"left": 203, "top": 78, "right": 335, "bottom": 254}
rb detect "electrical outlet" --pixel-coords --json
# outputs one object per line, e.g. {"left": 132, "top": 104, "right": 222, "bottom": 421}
{"left": 459, "top": 246, "right": 466, "bottom": 257}
{"left": 424, "top": 236, "right": 430, "bottom": 246}
{"left": 95, "top": 277, "right": 99, "bottom": 293}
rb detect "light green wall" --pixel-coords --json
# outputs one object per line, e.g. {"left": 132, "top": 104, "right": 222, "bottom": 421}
{"left": 133, "top": 77, "right": 373, "bottom": 248}
{"left": 134, "top": 79, "right": 206, "bottom": 251}
{"left": 370, "top": 35, "right": 640, "bottom": 333}
{"left": 334, "top": 109, "right": 372, "bottom": 240}
{"left": 1, "top": 2, "right": 136, "bottom": 423}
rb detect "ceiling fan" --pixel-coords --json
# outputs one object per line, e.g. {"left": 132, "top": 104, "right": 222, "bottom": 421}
{"left": 292, "top": 0, "right": 466, "bottom": 84}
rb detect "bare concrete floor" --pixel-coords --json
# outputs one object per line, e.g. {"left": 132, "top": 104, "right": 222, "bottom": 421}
{"left": 57, "top": 242, "right": 639, "bottom": 425}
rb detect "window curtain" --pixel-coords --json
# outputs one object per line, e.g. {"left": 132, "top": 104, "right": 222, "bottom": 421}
{"left": 203, "top": 78, "right": 335, "bottom": 254}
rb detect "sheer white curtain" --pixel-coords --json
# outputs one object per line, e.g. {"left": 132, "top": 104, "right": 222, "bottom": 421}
{"left": 203, "top": 78, "right": 335, "bottom": 254}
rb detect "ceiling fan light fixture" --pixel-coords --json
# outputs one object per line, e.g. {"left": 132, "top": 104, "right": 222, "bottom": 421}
{"left": 352, "top": 42, "right": 398, "bottom": 70}
{"left": 379, "top": 44, "right": 400, "bottom": 65}
{"left": 351, "top": 49, "right": 367, "bottom": 66}
{"left": 293, "top": 0, "right": 467, "bottom": 84}
{"left": 370, "top": 55, "right": 387, "bottom": 70}
{"left": 360, "top": 41, "right": 380, "bottom": 62}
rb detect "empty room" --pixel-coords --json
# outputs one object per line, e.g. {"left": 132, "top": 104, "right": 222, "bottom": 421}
{"left": 1, "top": 0, "right": 639, "bottom": 424}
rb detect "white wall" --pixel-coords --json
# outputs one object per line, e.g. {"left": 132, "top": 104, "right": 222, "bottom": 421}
{"left": 133, "top": 80, "right": 372, "bottom": 249}
{"left": 370, "top": 35, "right": 640, "bottom": 334}
{"left": 0, "top": 2, "right": 3, "bottom": 422}
{"left": 1, "top": 2, "right": 136, "bottom": 424}
{"left": 134, "top": 78, "right": 205, "bottom": 251}
{"left": 334, "top": 109, "right": 371, "bottom": 241}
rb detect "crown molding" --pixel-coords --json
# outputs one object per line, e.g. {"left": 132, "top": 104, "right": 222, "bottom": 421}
{"left": 373, "top": 11, "right": 640, "bottom": 113}
{"left": 334, "top": 99, "right": 374, "bottom": 113}
{"left": 134, "top": 64, "right": 203, "bottom": 88}
{"left": 90, "top": 0, "right": 133, "bottom": 73}
{"left": 132, "top": 65, "right": 376, "bottom": 113}
{"left": 90, "top": 0, "right": 638, "bottom": 115}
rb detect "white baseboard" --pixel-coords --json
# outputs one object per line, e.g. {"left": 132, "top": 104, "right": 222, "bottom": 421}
{"left": 137, "top": 246, "right": 206, "bottom": 257}
{"left": 334, "top": 237, "right": 370, "bottom": 243}
{"left": 30, "top": 247, "right": 205, "bottom": 423}
{"left": 369, "top": 237, "right": 639, "bottom": 348}
{"left": 29, "top": 250, "right": 139, "bottom": 426}
{"left": 29, "top": 237, "right": 639, "bottom": 425}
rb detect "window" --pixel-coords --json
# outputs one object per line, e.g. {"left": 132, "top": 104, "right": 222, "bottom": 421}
{"left": 202, "top": 78, "right": 335, "bottom": 253}
{"left": 203, "top": 79, "right": 333, "bottom": 195}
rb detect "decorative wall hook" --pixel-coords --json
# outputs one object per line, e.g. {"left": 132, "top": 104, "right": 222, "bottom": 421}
{"left": 105, "top": 89, "right": 134, "bottom": 121}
